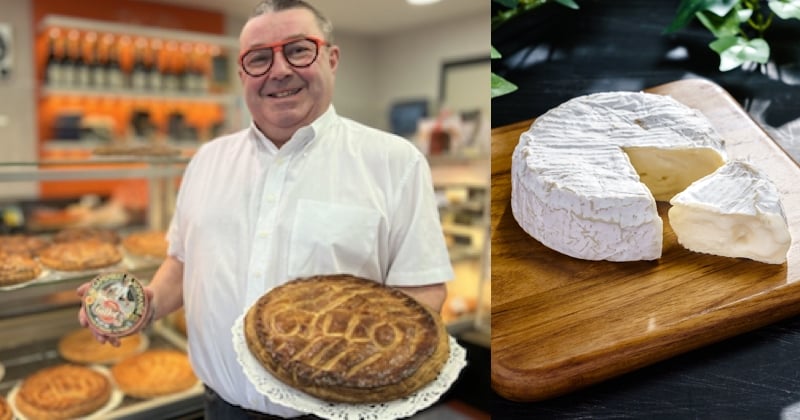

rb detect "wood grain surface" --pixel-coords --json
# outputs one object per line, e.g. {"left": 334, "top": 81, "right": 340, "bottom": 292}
{"left": 490, "top": 78, "right": 800, "bottom": 402}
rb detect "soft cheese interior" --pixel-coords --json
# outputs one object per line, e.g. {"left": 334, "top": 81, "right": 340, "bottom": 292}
{"left": 669, "top": 160, "right": 791, "bottom": 264}
{"left": 511, "top": 91, "right": 727, "bottom": 261}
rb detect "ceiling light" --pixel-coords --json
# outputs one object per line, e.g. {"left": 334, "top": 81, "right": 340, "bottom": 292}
{"left": 406, "top": 0, "right": 442, "bottom": 5}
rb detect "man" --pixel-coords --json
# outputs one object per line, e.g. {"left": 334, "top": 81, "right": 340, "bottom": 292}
{"left": 78, "top": 0, "right": 453, "bottom": 418}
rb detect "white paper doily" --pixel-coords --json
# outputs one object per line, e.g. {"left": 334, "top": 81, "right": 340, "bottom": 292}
{"left": 232, "top": 313, "right": 467, "bottom": 420}
{"left": 7, "top": 365, "right": 124, "bottom": 420}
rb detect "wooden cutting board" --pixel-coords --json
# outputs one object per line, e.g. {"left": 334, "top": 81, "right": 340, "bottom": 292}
{"left": 491, "top": 78, "right": 800, "bottom": 402}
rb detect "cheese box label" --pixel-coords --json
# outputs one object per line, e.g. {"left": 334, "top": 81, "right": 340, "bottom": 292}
{"left": 84, "top": 272, "right": 148, "bottom": 336}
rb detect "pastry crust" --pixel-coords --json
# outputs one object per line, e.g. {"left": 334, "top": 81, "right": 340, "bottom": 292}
{"left": 0, "top": 395, "right": 12, "bottom": 420}
{"left": 39, "top": 239, "right": 122, "bottom": 271}
{"left": 111, "top": 350, "right": 197, "bottom": 399}
{"left": 58, "top": 328, "right": 145, "bottom": 364}
{"left": 53, "top": 227, "right": 120, "bottom": 245}
{"left": 14, "top": 364, "right": 112, "bottom": 420}
{"left": 0, "top": 234, "right": 49, "bottom": 257}
{"left": 122, "top": 230, "right": 167, "bottom": 258}
{"left": 244, "top": 274, "right": 450, "bottom": 403}
{"left": 0, "top": 252, "right": 41, "bottom": 286}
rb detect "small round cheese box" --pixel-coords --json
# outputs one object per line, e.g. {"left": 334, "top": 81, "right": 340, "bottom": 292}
{"left": 83, "top": 272, "right": 149, "bottom": 337}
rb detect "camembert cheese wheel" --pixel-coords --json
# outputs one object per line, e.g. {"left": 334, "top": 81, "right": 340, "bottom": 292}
{"left": 511, "top": 91, "right": 726, "bottom": 261}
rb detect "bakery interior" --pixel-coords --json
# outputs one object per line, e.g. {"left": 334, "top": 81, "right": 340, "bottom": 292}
{"left": 0, "top": 0, "right": 490, "bottom": 418}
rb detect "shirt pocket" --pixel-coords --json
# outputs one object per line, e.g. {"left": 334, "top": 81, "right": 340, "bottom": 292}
{"left": 288, "top": 199, "right": 381, "bottom": 279}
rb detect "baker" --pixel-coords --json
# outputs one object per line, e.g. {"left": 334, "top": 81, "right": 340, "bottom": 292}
{"left": 77, "top": 0, "right": 453, "bottom": 418}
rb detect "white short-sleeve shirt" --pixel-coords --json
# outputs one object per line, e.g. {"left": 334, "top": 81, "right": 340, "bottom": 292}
{"left": 167, "top": 106, "right": 454, "bottom": 415}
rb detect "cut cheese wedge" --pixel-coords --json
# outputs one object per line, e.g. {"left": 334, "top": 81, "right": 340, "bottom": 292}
{"left": 669, "top": 160, "right": 791, "bottom": 264}
{"left": 511, "top": 91, "right": 726, "bottom": 261}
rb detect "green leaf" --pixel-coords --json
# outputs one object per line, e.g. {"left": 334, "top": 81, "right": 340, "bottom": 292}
{"left": 493, "top": 0, "right": 519, "bottom": 8}
{"left": 695, "top": 8, "right": 743, "bottom": 37}
{"left": 769, "top": 0, "right": 800, "bottom": 19}
{"left": 710, "top": 36, "right": 770, "bottom": 71}
{"left": 665, "top": 0, "right": 738, "bottom": 33}
{"left": 491, "top": 46, "right": 502, "bottom": 59}
{"left": 492, "top": 73, "right": 518, "bottom": 98}
{"left": 554, "top": 0, "right": 580, "bottom": 9}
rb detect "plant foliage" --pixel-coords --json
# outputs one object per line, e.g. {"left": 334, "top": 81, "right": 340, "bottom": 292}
{"left": 491, "top": 0, "right": 580, "bottom": 98}
{"left": 666, "top": 0, "right": 800, "bottom": 71}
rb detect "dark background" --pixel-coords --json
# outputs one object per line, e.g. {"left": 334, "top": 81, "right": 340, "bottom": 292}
{"left": 491, "top": 0, "right": 800, "bottom": 418}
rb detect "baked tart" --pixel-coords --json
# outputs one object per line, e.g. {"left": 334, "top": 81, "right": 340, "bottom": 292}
{"left": 0, "top": 252, "right": 41, "bottom": 286}
{"left": 0, "top": 234, "right": 49, "bottom": 257}
{"left": 122, "top": 230, "right": 168, "bottom": 258}
{"left": 58, "top": 328, "right": 145, "bottom": 364}
{"left": 0, "top": 395, "right": 11, "bottom": 420}
{"left": 39, "top": 239, "right": 122, "bottom": 271}
{"left": 244, "top": 274, "right": 450, "bottom": 403}
{"left": 111, "top": 350, "right": 197, "bottom": 399}
{"left": 14, "top": 364, "right": 112, "bottom": 420}
{"left": 53, "top": 227, "right": 120, "bottom": 245}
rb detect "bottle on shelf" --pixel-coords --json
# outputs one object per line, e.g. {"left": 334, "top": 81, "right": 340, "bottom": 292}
{"left": 61, "top": 33, "right": 78, "bottom": 89}
{"left": 148, "top": 39, "right": 163, "bottom": 92}
{"left": 92, "top": 38, "right": 108, "bottom": 89}
{"left": 131, "top": 40, "right": 148, "bottom": 92}
{"left": 106, "top": 41, "right": 125, "bottom": 90}
{"left": 44, "top": 35, "right": 63, "bottom": 87}
{"left": 74, "top": 34, "right": 91, "bottom": 89}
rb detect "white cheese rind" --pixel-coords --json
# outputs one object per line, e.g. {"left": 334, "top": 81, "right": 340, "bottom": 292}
{"left": 668, "top": 160, "right": 791, "bottom": 264}
{"left": 511, "top": 91, "right": 726, "bottom": 261}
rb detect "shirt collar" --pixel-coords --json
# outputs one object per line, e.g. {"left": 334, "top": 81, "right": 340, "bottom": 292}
{"left": 248, "top": 105, "right": 338, "bottom": 155}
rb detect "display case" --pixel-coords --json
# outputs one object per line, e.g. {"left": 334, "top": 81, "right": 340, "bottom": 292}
{"left": 431, "top": 155, "right": 491, "bottom": 347}
{"left": 0, "top": 157, "right": 201, "bottom": 419}
{"left": 0, "top": 154, "right": 489, "bottom": 418}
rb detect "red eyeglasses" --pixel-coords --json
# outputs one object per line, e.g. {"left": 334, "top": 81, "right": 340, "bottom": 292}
{"left": 239, "top": 36, "right": 330, "bottom": 77}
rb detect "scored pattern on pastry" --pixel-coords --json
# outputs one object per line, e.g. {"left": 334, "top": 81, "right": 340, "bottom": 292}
{"left": 39, "top": 239, "right": 122, "bottom": 271}
{"left": 111, "top": 349, "right": 197, "bottom": 399}
{"left": 244, "top": 274, "right": 450, "bottom": 403}
{"left": 14, "top": 364, "right": 111, "bottom": 420}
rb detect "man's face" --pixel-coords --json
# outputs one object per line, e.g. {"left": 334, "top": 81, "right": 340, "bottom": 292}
{"left": 238, "top": 8, "right": 339, "bottom": 142}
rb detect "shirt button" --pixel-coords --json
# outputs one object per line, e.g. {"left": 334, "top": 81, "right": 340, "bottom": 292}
{"left": 259, "top": 231, "right": 269, "bottom": 238}
{"left": 266, "top": 194, "right": 276, "bottom": 202}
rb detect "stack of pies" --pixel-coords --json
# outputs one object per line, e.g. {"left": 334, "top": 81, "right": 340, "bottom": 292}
{"left": 122, "top": 230, "right": 168, "bottom": 259}
{"left": 111, "top": 349, "right": 197, "bottom": 398}
{"left": 244, "top": 274, "right": 450, "bottom": 403}
{"left": 39, "top": 239, "right": 122, "bottom": 271}
{"left": 58, "top": 328, "right": 146, "bottom": 364}
{"left": 14, "top": 364, "right": 112, "bottom": 420}
{"left": 0, "top": 395, "right": 11, "bottom": 420}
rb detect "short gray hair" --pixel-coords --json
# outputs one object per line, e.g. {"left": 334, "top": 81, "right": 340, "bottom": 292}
{"left": 250, "top": 0, "right": 334, "bottom": 43}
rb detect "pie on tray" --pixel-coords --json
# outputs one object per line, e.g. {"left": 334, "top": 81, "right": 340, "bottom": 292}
{"left": 0, "top": 252, "right": 41, "bottom": 286}
{"left": 111, "top": 349, "right": 197, "bottom": 399}
{"left": 14, "top": 364, "right": 112, "bottom": 420}
{"left": 244, "top": 274, "right": 450, "bottom": 403}
{"left": 53, "top": 227, "right": 120, "bottom": 245}
{"left": 0, "top": 234, "right": 50, "bottom": 257}
{"left": 58, "top": 328, "right": 146, "bottom": 364}
{"left": 38, "top": 239, "right": 122, "bottom": 271}
{"left": 122, "top": 230, "right": 168, "bottom": 258}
